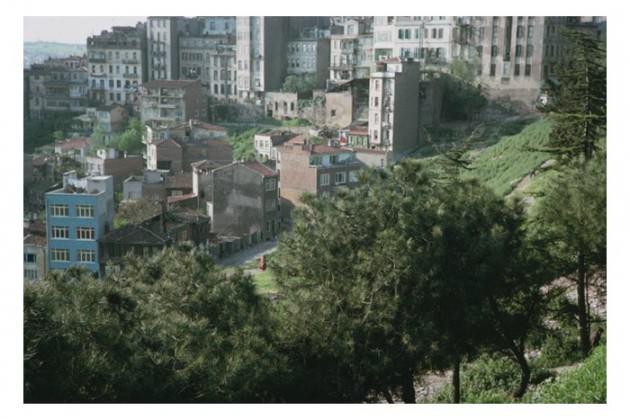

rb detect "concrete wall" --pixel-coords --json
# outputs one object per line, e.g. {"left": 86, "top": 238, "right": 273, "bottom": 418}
{"left": 210, "top": 164, "right": 278, "bottom": 239}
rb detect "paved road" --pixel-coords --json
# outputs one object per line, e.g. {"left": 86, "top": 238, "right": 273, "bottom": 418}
{"left": 216, "top": 239, "right": 278, "bottom": 268}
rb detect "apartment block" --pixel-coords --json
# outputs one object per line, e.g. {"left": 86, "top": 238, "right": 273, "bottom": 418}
{"left": 278, "top": 139, "right": 363, "bottom": 210}
{"left": 287, "top": 27, "right": 331, "bottom": 89}
{"left": 179, "top": 35, "right": 237, "bottom": 100}
{"left": 87, "top": 24, "right": 147, "bottom": 106}
{"left": 146, "top": 16, "right": 188, "bottom": 80}
{"left": 139, "top": 79, "right": 208, "bottom": 124}
{"left": 329, "top": 18, "right": 374, "bottom": 85}
{"left": 45, "top": 172, "right": 114, "bottom": 276}
{"left": 471, "top": 16, "right": 595, "bottom": 108}
{"left": 28, "top": 56, "right": 88, "bottom": 118}
{"left": 368, "top": 59, "right": 420, "bottom": 158}
{"left": 373, "top": 16, "right": 460, "bottom": 67}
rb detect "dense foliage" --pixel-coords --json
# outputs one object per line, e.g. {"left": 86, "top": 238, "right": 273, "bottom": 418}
{"left": 24, "top": 249, "right": 285, "bottom": 402}
{"left": 24, "top": 112, "right": 79, "bottom": 153}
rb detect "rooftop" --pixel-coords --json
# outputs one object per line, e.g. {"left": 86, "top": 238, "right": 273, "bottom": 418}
{"left": 54, "top": 137, "right": 90, "bottom": 151}
{"left": 242, "top": 161, "right": 278, "bottom": 177}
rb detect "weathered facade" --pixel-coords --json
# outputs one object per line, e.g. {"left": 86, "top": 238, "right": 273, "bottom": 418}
{"left": 87, "top": 24, "right": 147, "bottom": 106}
{"left": 264, "top": 92, "right": 299, "bottom": 120}
{"left": 139, "top": 79, "right": 208, "bottom": 124}
{"left": 204, "top": 161, "right": 280, "bottom": 240}
{"left": 85, "top": 148, "right": 144, "bottom": 189}
{"left": 287, "top": 27, "right": 331, "bottom": 89}
{"left": 368, "top": 59, "right": 420, "bottom": 159}
{"left": 146, "top": 138, "right": 183, "bottom": 173}
{"left": 329, "top": 18, "right": 374, "bottom": 85}
{"left": 28, "top": 56, "right": 88, "bottom": 118}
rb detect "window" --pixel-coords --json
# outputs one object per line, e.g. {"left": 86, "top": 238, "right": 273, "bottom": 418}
{"left": 330, "top": 155, "right": 339, "bottom": 164}
{"left": 515, "top": 45, "right": 523, "bottom": 57}
{"left": 320, "top": 173, "right": 330, "bottom": 186}
{"left": 51, "top": 226, "right": 69, "bottom": 239}
{"left": 514, "top": 64, "right": 520, "bottom": 76}
{"left": 77, "top": 249, "right": 96, "bottom": 263}
{"left": 527, "top": 25, "right": 534, "bottom": 39}
{"left": 438, "top": 28, "right": 444, "bottom": 39}
{"left": 50, "top": 204, "right": 68, "bottom": 217}
{"left": 525, "top": 64, "right": 532, "bottom": 76}
{"left": 76, "top": 205, "right": 94, "bottom": 218}
{"left": 24, "top": 269, "right": 38, "bottom": 280}
{"left": 265, "top": 178, "right": 277, "bottom": 192}
{"left": 490, "top": 64, "right": 496, "bottom": 77}
{"left": 334, "top": 172, "right": 347, "bottom": 185}
{"left": 24, "top": 253, "right": 36, "bottom": 263}
{"left": 265, "top": 198, "right": 277, "bottom": 211}
{"left": 310, "top": 156, "right": 322, "bottom": 166}
{"left": 51, "top": 249, "right": 70, "bottom": 262}
{"left": 349, "top": 171, "right": 359, "bottom": 183}
{"left": 331, "top": 109, "right": 336, "bottom": 117}
{"left": 491, "top": 45, "right": 498, "bottom": 57}
{"left": 432, "top": 28, "right": 437, "bottom": 38}
{"left": 517, "top": 26, "right": 525, "bottom": 38}
{"left": 373, "top": 97, "right": 379, "bottom": 107}
{"left": 526, "top": 45, "right": 534, "bottom": 57}
{"left": 77, "top": 227, "right": 95, "bottom": 240}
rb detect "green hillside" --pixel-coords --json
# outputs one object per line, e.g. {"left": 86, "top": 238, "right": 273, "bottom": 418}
{"left": 465, "top": 119, "right": 553, "bottom": 196}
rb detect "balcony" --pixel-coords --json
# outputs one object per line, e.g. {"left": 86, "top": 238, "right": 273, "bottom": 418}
{"left": 124, "top": 73, "right": 139, "bottom": 79}
{"left": 122, "top": 58, "right": 139, "bottom": 64}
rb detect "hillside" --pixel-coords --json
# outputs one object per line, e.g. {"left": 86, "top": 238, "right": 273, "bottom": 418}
{"left": 464, "top": 119, "right": 553, "bottom": 196}
{"left": 24, "top": 42, "right": 85, "bottom": 68}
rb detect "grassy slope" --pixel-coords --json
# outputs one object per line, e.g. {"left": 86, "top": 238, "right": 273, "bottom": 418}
{"left": 465, "top": 119, "right": 552, "bottom": 196}
{"left": 252, "top": 270, "right": 279, "bottom": 294}
{"left": 525, "top": 345, "right": 606, "bottom": 403}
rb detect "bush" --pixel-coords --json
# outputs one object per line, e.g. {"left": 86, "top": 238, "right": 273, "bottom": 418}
{"left": 535, "top": 329, "right": 582, "bottom": 369}
{"left": 525, "top": 345, "right": 606, "bottom": 403}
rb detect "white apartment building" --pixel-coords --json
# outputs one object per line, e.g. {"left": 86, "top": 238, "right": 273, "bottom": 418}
{"left": 147, "top": 16, "right": 185, "bottom": 81}
{"left": 86, "top": 24, "right": 147, "bottom": 106}
{"left": 329, "top": 18, "right": 374, "bottom": 84}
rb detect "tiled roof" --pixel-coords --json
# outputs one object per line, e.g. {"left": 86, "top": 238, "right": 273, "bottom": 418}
{"left": 55, "top": 137, "right": 90, "bottom": 151}
{"left": 311, "top": 145, "right": 350, "bottom": 155}
{"left": 24, "top": 233, "right": 47, "bottom": 247}
{"left": 167, "top": 193, "right": 197, "bottom": 204}
{"left": 154, "top": 138, "right": 182, "bottom": 148}
{"left": 100, "top": 223, "right": 169, "bottom": 245}
{"left": 242, "top": 161, "right": 277, "bottom": 177}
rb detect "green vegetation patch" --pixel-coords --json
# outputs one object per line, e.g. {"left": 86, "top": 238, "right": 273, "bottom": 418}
{"left": 465, "top": 119, "right": 553, "bottom": 196}
{"left": 525, "top": 345, "right": 606, "bottom": 403}
{"left": 252, "top": 270, "right": 278, "bottom": 295}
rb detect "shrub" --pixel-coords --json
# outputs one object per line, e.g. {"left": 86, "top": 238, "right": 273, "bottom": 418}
{"left": 525, "top": 345, "right": 606, "bottom": 403}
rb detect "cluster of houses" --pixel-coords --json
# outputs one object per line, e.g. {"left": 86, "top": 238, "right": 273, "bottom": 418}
{"left": 23, "top": 15, "right": 606, "bottom": 281}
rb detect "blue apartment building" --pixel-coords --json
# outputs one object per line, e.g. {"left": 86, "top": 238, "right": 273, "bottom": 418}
{"left": 45, "top": 171, "right": 114, "bottom": 277}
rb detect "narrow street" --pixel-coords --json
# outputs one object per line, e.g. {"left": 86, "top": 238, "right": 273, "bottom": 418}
{"left": 216, "top": 239, "right": 278, "bottom": 268}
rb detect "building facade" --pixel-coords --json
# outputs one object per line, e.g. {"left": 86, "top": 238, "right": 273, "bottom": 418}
{"left": 329, "top": 18, "right": 374, "bottom": 85}
{"left": 287, "top": 28, "right": 331, "bottom": 89}
{"left": 28, "top": 56, "right": 89, "bottom": 118}
{"left": 87, "top": 24, "right": 147, "bottom": 106}
{"left": 24, "top": 234, "right": 47, "bottom": 281}
{"left": 146, "top": 16, "right": 186, "bottom": 81}
{"left": 368, "top": 59, "right": 420, "bottom": 158}
{"left": 139, "top": 80, "right": 208, "bottom": 124}
{"left": 44, "top": 172, "right": 114, "bottom": 276}
{"left": 179, "top": 35, "right": 238, "bottom": 100}
{"left": 278, "top": 140, "right": 363, "bottom": 210}
{"left": 204, "top": 161, "right": 280, "bottom": 240}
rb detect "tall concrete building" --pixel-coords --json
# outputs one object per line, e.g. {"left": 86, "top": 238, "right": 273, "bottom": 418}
{"left": 329, "top": 18, "right": 374, "bottom": 85}
{"left": 179, "top": 35, "right": 237, "bottom": 100}
{"left": 368, "top": 59, "right": 420, "bottom": 159}
{"left": 147, "top": 16, "right": 187, "bottom": 81}
{"left": 472, "top": 16, "right": 601, "bottom": 107}
{"left": 86, "top": 24, "right": 147, "bottom": 106}
{"left": 287, "top": 27, "right": 331, "bottom": 89}
{"left": 235, "top": 16, "right": 290, "bottom": 101}
{"left": 28, "top": 56, "right": 89, "bottom": 118}
{"left": 372, "top": 16, "right": 462, "bottom": 68}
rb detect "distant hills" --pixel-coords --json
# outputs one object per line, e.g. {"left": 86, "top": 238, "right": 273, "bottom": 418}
{"left": 24, "top": 42, "right": 86, "bottom": 68}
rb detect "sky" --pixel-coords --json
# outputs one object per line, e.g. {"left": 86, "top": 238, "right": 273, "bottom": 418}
{"left": 24, "top": 16, "right": 147, "bottom": 44}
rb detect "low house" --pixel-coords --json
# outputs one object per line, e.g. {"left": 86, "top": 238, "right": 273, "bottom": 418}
{"left": 122, "top": 170, "right": 168, "bottom": 202}
{"left": 24, "top": 233, "right": 47, "bottom": 281}
{"left": 338, "top": 124, "right": 369, "bottom": 148}
{"left": 146, "top": 138, "right": 183, "bottom": 173}
{"left": 54, "top": 137, "right": 90, "bottom": 163}
{"left": 71, "top": 105, "right": 129, "bottom": 141}
{"left": 169, "top": 119, "right": 228, "bottom": 141}
{"left": 264, "top": 91, "right": 299, "bottom": 120}
{"left": 254, "top": 131, "right": 300, "bottom": 162}
{"left": 99, "top": 207, "right": 211, "bottom": 271}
